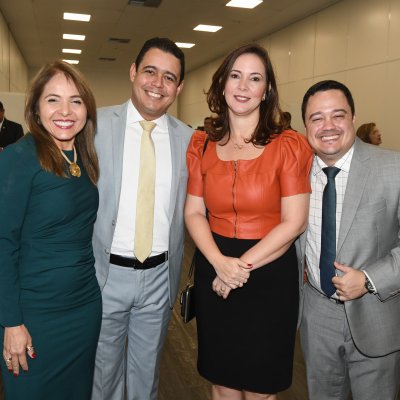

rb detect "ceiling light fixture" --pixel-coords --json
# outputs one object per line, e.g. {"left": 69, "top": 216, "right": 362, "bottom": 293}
{"left": 175, "top": 42, "right": 195, "bottom": 48}
{"left": 226, "top": 0, "right": 263, "bottom": 9}
{"left": 62, "top": 49, "right": 82, "bottom": 54}
{"left": 63, "top": 34, "right": 86, "bottom": 41}
{"left": 63, "top": 59, "right": 79, "bottom": 64}
{"left": 193, "top": 24, "right": 222, "bottom": 33}
{"left": 63, "top": 12, "right": 91, "bottom": 22}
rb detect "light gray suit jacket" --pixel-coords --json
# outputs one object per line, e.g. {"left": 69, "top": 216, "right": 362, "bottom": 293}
{"left": 92, "top": 101, "right": 193, "bottom": 307}
{"left": 296, "top": 138, "right": 400, "bottom": 357}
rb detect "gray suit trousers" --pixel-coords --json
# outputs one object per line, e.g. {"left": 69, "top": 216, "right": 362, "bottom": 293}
{"left": 300, "top": 283, "right": 400, "bottom": 400}
{"left": 91, "top": 261, "right": 171, "bottom": 400}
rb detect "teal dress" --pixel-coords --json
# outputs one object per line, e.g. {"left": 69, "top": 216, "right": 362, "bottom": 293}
{"left": 0, "top": 135, "right": 101, "bottom": 400}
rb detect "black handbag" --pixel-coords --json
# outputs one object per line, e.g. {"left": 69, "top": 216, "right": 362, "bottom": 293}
{"left": 179, "top": 135, "right": 209, "bottom": 323}
{"left": 179, "top": 255, "right": 196, "bottom": 323}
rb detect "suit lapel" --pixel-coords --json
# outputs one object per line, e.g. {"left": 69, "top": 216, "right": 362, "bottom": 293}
{"left": 167, "top": 115, "right": 182, "bottom": 224}
{"left": 337, "top": 140, "right": 370, "bottom": 253}
{"left": 111, "top": 102, "right": 128, "bottom": 209}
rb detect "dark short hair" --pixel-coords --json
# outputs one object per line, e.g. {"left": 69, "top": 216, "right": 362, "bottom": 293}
{"left": 0, "top": 101, "right": 3, "bottom": 111}
{"left": 135, "top": 37, "right": 185, "bottom": 84}
{"left": 301, "top": 80, "right": 355, "bottom": 123}
{"left": 207, "top": 43, "right": 284, "bottom": 145}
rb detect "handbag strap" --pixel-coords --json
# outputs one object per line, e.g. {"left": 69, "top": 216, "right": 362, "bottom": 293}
{"left": 188, "top": 252, "right": 195, "bottom": 279}
{"left": 186, "top": 134, "right": 209, "bottom": 282}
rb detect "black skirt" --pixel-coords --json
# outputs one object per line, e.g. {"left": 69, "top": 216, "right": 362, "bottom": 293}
{"left": 195, "top": 233, "right": 299, "bottom": 394}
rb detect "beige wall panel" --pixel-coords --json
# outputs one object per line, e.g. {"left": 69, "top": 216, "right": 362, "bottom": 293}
{"left": 84, "top": 68, "right": 131, "bottom": 108}
{"left": 180, "top": 101, "right": 210, "bottom": 129}
{"left": 9, "top": 37, "right": 28, "bottom": 92}
{"left": 0, "top": 73, "right": 8, "bottom": 91}
{"left": 388, "top": 0, "right": 400, "bottom": 60}
{"left": 0, "top": 12, "right": 6, "bottom": 75}
{"left": 347, "top": 64, "right": 387, "bottom": 144}
{"left": 258, "top": 36, "right": 271, "bottom": 53}
{"left": 0, "top": 14, "right": 10, "bottom": 80}
{"left": 381, "top": 60, "right": 400, "bottom": 150}
{"left": 347, "top": 0, "right": 390, "bottom": 69}
{"left": 178, "top": 58, "right": 221, "bottom": 124}
{"left": 279, "top": 78, "right": 313, "bottom": 133}
{"left": 314, "top": 1, "right": 349, "bottom": 76}
{"left": 269, "top": 28, "right": 291, "bottom": 84}
{"left": 288, "top": 17, "right": 316, "bottom": 82}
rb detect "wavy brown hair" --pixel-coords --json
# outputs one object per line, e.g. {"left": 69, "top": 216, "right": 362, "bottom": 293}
{"left": 25, "top": 60, "right": 99, "bottom": 184}
{"left": 206, "top": 43, "right": 284, "bottom": 145}
{"left": 356, "top": 122, "right": 376, "bottom": 144}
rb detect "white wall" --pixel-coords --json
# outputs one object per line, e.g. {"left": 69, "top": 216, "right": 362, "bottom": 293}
{"left": 180, "top": 0, "right": 400, "bottom": 150}
{"left": 0, "top": 10, "right": 28, "bottom": 126}
{"left": 2, "top": 0, "right": 400, "bottom": 149}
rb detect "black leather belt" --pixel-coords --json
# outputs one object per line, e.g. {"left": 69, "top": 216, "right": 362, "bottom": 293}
{"left": 110, "top": 252, "right": 168, "bottom": 270}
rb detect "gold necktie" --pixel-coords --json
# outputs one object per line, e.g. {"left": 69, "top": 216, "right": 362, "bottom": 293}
{"left": 134, "top": 120, "right": 156, "bottom": 262}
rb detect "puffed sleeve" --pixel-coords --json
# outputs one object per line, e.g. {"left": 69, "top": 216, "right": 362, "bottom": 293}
{"left": 279, "top": 130, "right": 313, "bottom": 197}
{"left": 186, "top": 130, "right": 208, "bottom": 197}
{"left": 0, "top": 141, "right": 34, "bottom": 327}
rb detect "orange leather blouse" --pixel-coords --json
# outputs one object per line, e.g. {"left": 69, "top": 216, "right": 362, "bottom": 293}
{"left": 187, "top": 130, "right": 313, "bottom": 240}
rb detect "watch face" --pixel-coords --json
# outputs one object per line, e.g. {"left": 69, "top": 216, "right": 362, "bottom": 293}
{"left": 365, "top": 277, "right": 374, "bottom": 292}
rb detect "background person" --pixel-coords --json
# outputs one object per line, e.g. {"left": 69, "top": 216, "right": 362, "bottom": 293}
{"left": 0, "top": 60, "right": 101, "bottom": 399}
{"left": 203, "top": 116, "right": 213, "bottom": 134}
{"left": 298, "top": 80, "right": 400, "bottom": 400}
{"left": 185, "top": 43, "right": 312, "bottom": 400}
{"left": 0, "top": 101, "right": 24, "bottom": 150}
{"left": 91, "top": 37, "right": 193, "bottom": 400}
{"left": 356, "top": 122, "right": 382, "bottom": 145}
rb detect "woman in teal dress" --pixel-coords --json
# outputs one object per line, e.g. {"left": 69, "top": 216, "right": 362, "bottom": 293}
{"left": 0, "top": 61, "right": 101, "bottom": 399}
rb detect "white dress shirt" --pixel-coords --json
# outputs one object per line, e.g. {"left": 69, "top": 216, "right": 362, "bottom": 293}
{"left": 305, "top": 146, "right": 353, "bottom": 296}
{"left": 111, "top": 100, "right": 172, "bottom": 258}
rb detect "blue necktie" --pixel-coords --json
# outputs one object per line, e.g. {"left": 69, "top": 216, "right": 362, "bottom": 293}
{"left": 319, "top": 166, "right": 340, "bottom": 297}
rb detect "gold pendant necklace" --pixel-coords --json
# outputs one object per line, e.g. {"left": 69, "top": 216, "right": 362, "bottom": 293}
{"left": 60, "top": 145, "right": 81, "bottom": 177}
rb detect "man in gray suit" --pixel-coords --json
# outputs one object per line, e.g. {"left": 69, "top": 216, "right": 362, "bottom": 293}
{"left": 298, "top": 80, "right": 400, "bottom": 400}
{"left": 92, "top": 37, "right": 193, "bottom": 400}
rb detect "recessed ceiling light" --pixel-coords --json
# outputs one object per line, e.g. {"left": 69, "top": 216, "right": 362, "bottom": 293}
{"left": 63, "top": 59, "right": 79, "bottom": 64}
{"left": 62, "top": 48, "right": 82, "bottom": 54}
{"left": 226, "top": 0, "right": 263, "bottom": 9}
{"left": 193, "top": 24, "right": 222, "bottom": 33}
{"left": 175, "top": 42, "right": 195, "bottom": 48}
{"left": 63, "top": 34, "right": 86, "bottom": 41}
{"left": 63, "top": 12, "right": 91, "bottom": 22}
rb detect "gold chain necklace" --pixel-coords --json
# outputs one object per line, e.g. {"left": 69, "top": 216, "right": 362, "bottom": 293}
{"left": 60, "top": 145, "right": 81, "bottom": 177}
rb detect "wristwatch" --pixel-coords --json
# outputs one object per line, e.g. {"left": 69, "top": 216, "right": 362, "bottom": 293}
{"left": 364, "top": 274, "right": 375, "bottom": 293}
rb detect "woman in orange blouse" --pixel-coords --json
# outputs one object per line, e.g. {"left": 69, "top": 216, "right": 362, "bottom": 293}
{"left": 185, "top": 44, "right": 312, "bottom": 400}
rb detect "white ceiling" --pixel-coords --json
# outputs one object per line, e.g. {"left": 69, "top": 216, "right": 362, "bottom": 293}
{"left": 0, "top": 0, "right": 340, "bottom": 76}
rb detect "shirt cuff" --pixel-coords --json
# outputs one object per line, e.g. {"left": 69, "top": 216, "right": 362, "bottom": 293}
{"left": 363, "top": 271, "right": 377, "bottom": 294}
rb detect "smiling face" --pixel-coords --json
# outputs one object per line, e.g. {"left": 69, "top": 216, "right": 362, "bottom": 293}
{"left": 38, "top": 72, "right": 87, "bottom": 150}
{"left": 130, "top": 48, "right": 183, "bottom": 120}
{"left": 304, "top": 89, "right": 356, "bottom": 165}
{"left": 223, "top": 53, "right": 267, "bottom": 119}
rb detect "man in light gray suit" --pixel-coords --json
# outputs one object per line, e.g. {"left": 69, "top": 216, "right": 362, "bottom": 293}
{"left": 91, "top": 37, "right": 193, "bottom": 400}
{"left": 297, "top": 80, "right": 400, "bottom": 400}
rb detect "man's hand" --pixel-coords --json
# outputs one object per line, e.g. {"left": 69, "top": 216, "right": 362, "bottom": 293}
{"left": 332, "top": 261, "right": 368, "bottom": 301}
{"left": 332, "top": 262, "right": 368, "bottom": 301}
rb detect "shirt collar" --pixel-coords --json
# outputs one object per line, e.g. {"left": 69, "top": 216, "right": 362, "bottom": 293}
{"left": 312, "top": 144, "right": 354, "bottom": 176}
{"left": 127, "top": 100, "right": 168, "bottom": 131}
